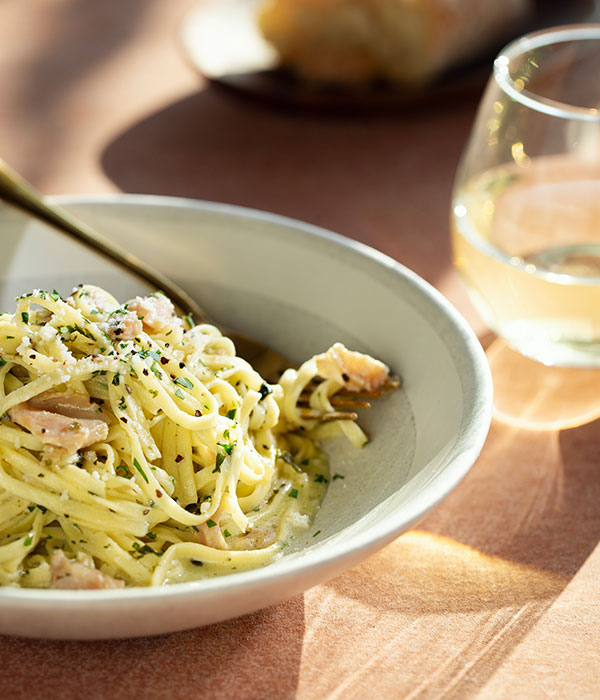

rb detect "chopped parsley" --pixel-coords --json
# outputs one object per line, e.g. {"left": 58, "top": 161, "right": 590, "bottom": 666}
{"left": 139, "top": 348, "right": 161, "bottom": 362}
{"left": 213, "top": 452, "right": 225, "bottom": 473}
{"left": 175, "top": 388, "right": 185, "bottom": 400}
{"left": 21, "top": 312, "right": 29, "bottom": 324}
{"left": 206, "top": 519, "right": 217, "bottom": 528}
{"left": 116, "top": 463, "right": 131, "bottom": 478}
{"left": 217, "top": 441, "right": 235, "bottom": 455}
{"left": 130, "top": 542, "right": 161, "bottom": 559}
{"left": 226, "top": 408, "right": 237, "bottom": 420}
{"left": 288, "top": 488, "right": 299, "bottom": 499}
{"left": 174, "top": 376, "right": 193, "bottom": 390}
{"left": 333, "top": 473, "right": 345, "bottom": 480}
{"left": 133, "top": 458, "right": 149, "bottom": 484}
{"left": 59, "top": 323, "right": 96, "bottom": 341}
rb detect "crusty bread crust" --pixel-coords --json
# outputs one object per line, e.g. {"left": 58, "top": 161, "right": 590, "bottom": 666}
{"left": 258, "top": 0, "right": 532, "bottom": 85}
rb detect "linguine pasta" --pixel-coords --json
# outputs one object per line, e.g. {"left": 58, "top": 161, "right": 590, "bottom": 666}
{"left": 0, "top": 285, "right": 393, "bottom": 589}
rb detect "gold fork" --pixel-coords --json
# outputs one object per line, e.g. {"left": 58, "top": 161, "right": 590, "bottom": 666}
{"left": 0, "top": 157, "right": 393, "bottom": 421}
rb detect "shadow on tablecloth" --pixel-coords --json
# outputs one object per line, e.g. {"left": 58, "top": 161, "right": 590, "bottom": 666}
{"left": 0, "top": 594, "right": 304, "bottom": 700}
{"left": 101, "top": 84, "right": 478, "bottom": 287}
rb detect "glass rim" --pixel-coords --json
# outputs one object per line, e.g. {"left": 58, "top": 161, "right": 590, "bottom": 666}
{"left": 493, "top": 23, "right": 600, "bottom": 123}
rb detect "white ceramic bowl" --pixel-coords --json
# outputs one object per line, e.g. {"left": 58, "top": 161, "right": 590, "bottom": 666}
{"left": 0, "top": 195, "right": 492, "bottom": 639}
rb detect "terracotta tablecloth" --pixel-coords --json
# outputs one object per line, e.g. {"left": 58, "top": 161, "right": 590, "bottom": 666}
{"left": 1, "top": 2, "right": 599, "bottom": 698}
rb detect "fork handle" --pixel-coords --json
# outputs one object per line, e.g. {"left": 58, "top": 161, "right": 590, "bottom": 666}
{"left": 0, "top": 157, "right": 208, "bottom": 322}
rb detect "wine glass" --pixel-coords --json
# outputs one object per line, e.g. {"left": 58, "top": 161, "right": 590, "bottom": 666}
{"left": 452, "top": 24, "right": 600, "bottom": 369}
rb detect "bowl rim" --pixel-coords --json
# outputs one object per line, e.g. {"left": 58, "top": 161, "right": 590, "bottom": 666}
{"left": 0, "top": 193, "right": 493, "bottom": 605}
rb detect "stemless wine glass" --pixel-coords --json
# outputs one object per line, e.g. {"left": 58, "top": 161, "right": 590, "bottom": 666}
{"left": 452, "top": 24, "right": 600, "bottom": 368}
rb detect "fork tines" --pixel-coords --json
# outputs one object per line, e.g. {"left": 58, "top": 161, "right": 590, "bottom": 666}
{"left": 299, "top": 408, "right": 358, "bottom": 422}
{"left": 298, "top": 393, "right": 372, "bottom": 409}
{"left": 304, "top": 374, "right": 401, "bottom": 399}
{"left": 298, "top": 374, "right": 400, "bottom": 422}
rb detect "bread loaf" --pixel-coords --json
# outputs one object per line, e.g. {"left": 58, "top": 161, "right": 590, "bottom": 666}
{"left": 258, "top": 0, "right": 532, "bottom": 86}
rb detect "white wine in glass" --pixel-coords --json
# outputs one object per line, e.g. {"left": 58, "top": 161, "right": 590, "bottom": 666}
{"left": 452, "top": 25, "right": 600, "bottom": 367}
